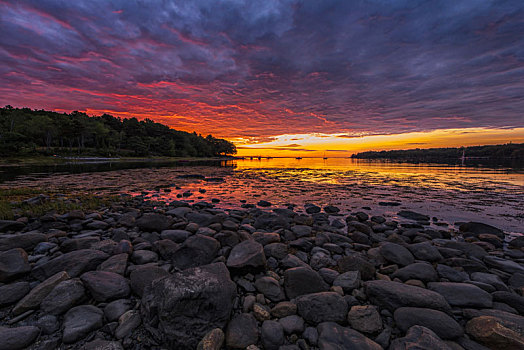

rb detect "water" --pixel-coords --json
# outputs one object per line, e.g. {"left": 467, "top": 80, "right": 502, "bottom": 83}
{"left": 1, "top": 157, "right": 523, "bottom": 234}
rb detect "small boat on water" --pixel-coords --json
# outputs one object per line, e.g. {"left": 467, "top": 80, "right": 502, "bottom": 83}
{"left": 295, "top": 157, "right": 302, "bottom": 159}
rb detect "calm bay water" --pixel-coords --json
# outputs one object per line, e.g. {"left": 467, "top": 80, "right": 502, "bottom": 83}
{"left": 1, "top": 158, "right": 523, "bottom": 234}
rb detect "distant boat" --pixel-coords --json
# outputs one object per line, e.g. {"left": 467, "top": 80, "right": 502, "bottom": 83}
{"left": 323, "top": 152, "right": 328, "bottom": 160}
{"left": 296, "top": 157, "right": 302, "bottom": 159}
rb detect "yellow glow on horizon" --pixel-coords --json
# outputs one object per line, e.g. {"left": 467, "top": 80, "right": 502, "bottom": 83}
{"left": 233, "top": 127, "right": 524, "bottom": 157}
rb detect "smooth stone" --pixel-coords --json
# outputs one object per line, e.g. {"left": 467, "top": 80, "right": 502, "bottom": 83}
{"left": 279, "top": 315, "right": 305, "bottom": 334}
{"left": 492, "top": 291, "right": 524, "bottom": 314}
{"left": 226, "top": 240, "right": 267, "bottom": 272}
{"left": 408, "top": 242, "right": 443, "bottom": 262}
{"left": 226, "top": 313, "right": 259, "bottom": 349}
{"left": 394, "top": 307, "right": 464, "bottom": 339}
{"left": 31, "top": 249, "right": 109, "bottom": 280}
{"left": 337, "top": 254, "right": 376, "bottom": 280}
{"left": 63, "top": 305, "right": 104, "bottom": 343}
{"left": 130, "top": 265, "right": 169, "bottom": 297}
{"left": 392, "top": 263, "right": 438, "bottom": 283}
{"left": 284, "top": 267, "right": 328, "bottom": 299}
{"left": 389, "top": 325, "right": 452, "bottom": 350}
{"left": 254, "top": 276, "right": 285, "bottom": 302}
{"left": 459, "top": 222, "right": 504, "bottom": 238}
{"left": 466, "top": 315, "right": 524, "bottom": 349}
{"left": 13, "top": 271, "right": 69, "bottom": 315}
{"left": 171, "top": 234, "right": 220, "bottom": 270}
{"left": 333, "top": 271, "right": 361, "bottom": 293}
{"left": 317, "top": 322, "right": 382, "bottom": 350}
{"left": 270, "top": 301, "right": 297, "bottom": 318}
{"left": 347, "top": 305, "right": 383, "bottom": 334}
{"left": 115, "top": 310, "right": 141, "bottom": 339}
{"left": 80, "top": 271, "right": 130, "bottom": 302}
{"left": 136, "top": 213, "right": 172, "bottom": 232}
{"left": 471, "top": 272, "right": 508, "bottom": 291}
{"left": 98, "top": 253, "right": 128, "bottom": 275}
{"left": 40, "top": 278, "right": 85, "bottom": 315}
{"left": 130, "top": 250, "right": 158, "bottom": 264}
{"left": 197, "top": 328, "right": 225, "bottom": 350}
{"left": 36, "top": 314, "right": 59, "bottom": 335}
{"left": 0, "top": 220, "right": 26, "bottom": 233}
{"left": 0, "top": 248, "right": 30, "bottom": 282}
{"left": 0, "top": 326, "right": 40, "bottom": 350}
{"left": 296, "top": 292, "right": 348, "bottom": 324}
{"left": 0, "top": 232, "right": 46, "bottom": 251}
{"left": 483, "top": 256, "right": 524, "bottom": 274}
{"left": 428, "top": 282, "right": 492, "bottom": 308}
{"left": 436, "top": 264, "right": 469, "bottom": 282}
{"left": 261, "top": 320, "right": 284, "bottom": 350}
{"left": 379, "top": 243, "right": 414, "bottom": 266}
{"left": 161, "top": 229, "right": 191, "bottom": 243}
{"left": 104, "top": 299, "right": 133, "bottom": 322}
{"left": 84, "top": 339, "right": 124, "bottom": 350}
{"left": 0, "top": 281, "right": 30, "bottom": 306}
{"left": 398, "top": 210, "right": 430, "bottom": 221}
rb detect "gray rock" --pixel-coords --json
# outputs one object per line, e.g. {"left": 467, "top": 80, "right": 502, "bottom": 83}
{"left": 317, "top": 322, "right": 382, "bottom": 350}
{"left": 436, "top": 264, "right": 469, "bottom": 282}
{"left": 252, "top": 232, "right": 280, "bottom": 245}
{"left": 459, "top": 222, "right": 504, "bottom": 238}
{"left": 392, "top": 262, "right": 438, "bottom": 283}
{"left": 264, "top": 243, "right": 288, "bottom": 260}
{"left": 394, "top": 307, "right": 464, "bottom": 339}
{"left": 284, "top": 267, "right": 328, "bottom": 299}
{"left": 333, "top": 271, "right": 360, "bottom": 293}
{"left": 389, "top": 325, "right": 452, "bottom": 350}
{"left": 279, "top": 315, "right": 305, "bottom": 334}
{"left": 226, "top": 313, "right": 259, "bottom": 349}
{"left": 270, "top": 301, "right": 297, "bottom": 318}
{"left": 136, "top": 213, "right": 172, "bottom": 232}
{"left": 428, "top": 282, "right": 492, "bottom": 308}
{"left": 81, "top": 271, "right": 130, "bottom": 302}
{"left": 172, "top": 234, "right": 220, "bottom": 270}
{"left": 483, "top": 256, "right": 524, "bottom": 274}
{"left": 509, "top": 272, "right": 524, "bottom": 288}
{"left": 98, "top": 253, "right": 128, "bottom": 275}
{"left": 130, "top": 265, "right": 169, "bottom": 297}
{"left": 292, "top": 225, "right": 312, "bottom": 238}
{"left": 347, "top": 305, "right": 383, "bottom": 334}
{"left": 36, "top": 314, "right": 59, "bottom": 335}
{"left": 471, "top": 272, "right": 508, "bottom": 291}
{"left": 0, "top": 220, "right": 25, "bottom": 233}
{"left": 130, "top": 250, "right": 158, "bottom": 264}
{"left": 161, "top": 229, "right": 191, "bottom": 243}
{"left": 141, "top": 262, "right": 236, "bottom": 349}
{"left": 0, "top": 281, "right": 30, "bottom": 306}
{"left": 365, "top": 280, "right": 451, "bottom": 312}
{"left": 319, "top": 268, "right": 340, "bottom": 284}
{"left": 226, "top": 240, "right": 266, "bottom": 272}
{"left": 254, "top": 276, "right": 285, "bottom": 301}
{"left": 104, "top": 299, "right": 133, "bottom": 322}
{"left": 492, "top": 291, "right": 524, "bottom": 314}
{"left": 115, "top": 310, "right": 141, "bottom": 339}
{"left": 0, "top": 326, "right": 40, "bottom": 349}
{"left": 379, "top": 243, "right": 414, "bottom": 266}
{"left": 0, "top": 232, "right": 46, "bottom": 251}
{"left": 261, "top": 320, "right": 284, "bottom": 350}
{"left": 296, "top": 292, "right": 348, "bottom": 324}
{"left": 40, "top": 278, "right": 85, "bottom": 315}
{"left": 408, "top": 242, "right": 443, "bottom": 262}
{"left": 61, "top": 237, "right": 99, "bottom": 252}
{"left": 84, "top": 339, "right": 124, "bottom": 350}
{"left": 13, "top": 271, "right": 69, "bottom": 315}
{"left": 31, "top": 249, "right": 109, "bottom": 281}
{"left": 63, "top": 305, "right": 104, "bottom": 343}
{"left": 337, "top": 254, "right": 376, "bottom": 280}
{"left": 0, "top": 248, "right": 30, "bottom": 282}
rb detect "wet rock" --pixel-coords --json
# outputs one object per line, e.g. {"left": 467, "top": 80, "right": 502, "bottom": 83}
{"left": 31, "top": 249, "right": 109, "bottom": 280}
{"left": 389, "top": 325, "right": 452, "bottom": 350}
{"left": 398, "top": 210, "right": 430, "bottom": 221}
{"left": 198, "top": 328, "right": 225, "bottom": 350}
{"left": 131, "top": 266, "right": 169, "bottom": 297}
{"left": 255, "top": 276, "right": 285, "bottom": 301}
{"left": 0, "top": 281, "right": 30, "bottom": 306}
{"left": 347, "top": 305, "right": 383, "bottom": 334}
{"left": 365, "top": 280, "right": 451, "bottom": 312}
{"left": 459, "top": 222, "right": 504, "bottom": 238}
{"left": 104, "top": 299, "right": 133, "bottom": 322}
{"left": 0, "top": 326, "right": 40, "bottom": 349}
{"left": 466, "top": 316, "right": 524, "bottom": 349}
{"left": 62, "top": 305, "right": 104, "bottom": 343}
{"left": 324, "top": 205, "right": 340, "bottom": 214}
{"left": 13, "top": 271, "right": 69, "bottom": 315}
{"left": 0, "top": 248, "right": 30, "bottom": 282}
{"left": 428, "top": 282, "right": 492, "bottom": 308}
{"left": 136, "top": 213, "right": 172, "bottom": 232}
{"left": 226, "top": 240, "right": 266, "bottom": 273}
{"left": 40, "top": 278, "right": 85, "bottom": 315}
{"left": 98, "top": 253, "right": 128, "bottom": 275}
{"left": 261, "top": 320, "right": 284, "bottom": 350}
{"left": 115, "top": 310, "right": 141, "bottom": 339}
{"left": 81, "top": 271, "right": 130, "bottom": 302}
{"left": 317, "top": 322, "right": 382, "bottom": 350}
{"left": 392, "top": 262, "right": 438, "bottom": 283}
{"left": 226, "top": 313, "right": 259, "bottom": 348}
{"left": 337, "top": 254, "right": 376, "bottom": 280}
{"left": 296, "top": 292, "right": 348, "bottom": 324}
{"left": 394, "top": 307, "right": 464, "bottom": 339}
{"left": 379, "top": 243, "right": 414, "bottom": 266}
{"left": 141, "top": 262, "right": 236, "bottom": 349}
{"left": 333, "top": 271, "right": 361, "bottom": 293}
{"left": 172, "top": 234, "right": 220, "bottom": 270}
{"left": 0, "top": 232, "right": 46, "bottom": 251}
{"left": 284, "top": 267, "right": 328, "bottom": 299}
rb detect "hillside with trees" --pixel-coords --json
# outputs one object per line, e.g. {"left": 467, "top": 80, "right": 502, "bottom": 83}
{"left": 0, "top": 105, "right": 236, "bottom": 157}
{"left": 351, "top": 143, "right": 524, "bottom": 163}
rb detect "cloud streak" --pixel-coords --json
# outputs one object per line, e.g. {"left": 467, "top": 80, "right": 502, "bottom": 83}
{"left": 1, "top": 0, "right": 523, "bottom": 141}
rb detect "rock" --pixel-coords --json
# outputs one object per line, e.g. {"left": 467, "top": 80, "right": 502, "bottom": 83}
{"left": 36, "top": 314, "right": 59, "bottom": 335}
{"left": 0, "top": 281, "right": 30, "bottom": 306}
{"left": 0, "top": 248, "right": 30, "bottom": 282}
{"left": 466, "top": 316, "right": 524, "bottom": 349}
{"left": 254, "top": 276, "right": 285, "bottom": 301}
{"left": 61, "top": 237, "right": 99, "bottom": 252}
{"left": 398, "top": 210, "right": 430, "bottom": 221}
{"left": 271, "top": 301, "right": 297, "bottom": 318}
{"left": 161, "top": 229, "right": 191, "bottom": 243}
{"left": 13, "top": 271, "right": 69, "bottom": 315}
{"left": 136, "top": 213, "right": 172, "bottom": 232}
{"left": 98, "top": 253, "right": 128, "bottom": 275}
{"left": 198, "top": 328, "right": 225, "bottom": 350}
{"left": 0, "top": 220, "right": 25, "bottom": 233}
{"left": 492, "top": 291, "right": 524, "bottom": 314}
{"left": 509, "top": 236, "right": 524, "bottom": 249}
{"left": 279, "top": 315, "right": 304, "bottom": 334}
{"left": 483, "top": 256, "right": 524, "bottom": 274}
{"left": 31, "top": 249, "right": 109, "bottom": 281}
{"left": 252, "top": 232, "right": 280, "bottom": 246}
{"left": 84, "top": 339, "right": 124, "bottom": 350}
{"left": 471, "top": 272, "right": 508, "bottom": 291}
{"left": 324, "top": 205, "right": 340, "bottom": 214}
{"left": 115, "top": 310, "right": 141, "bottom": 339}
{"left": 442, "top": 241, "right": 488, "bottom": 259}
{"left": 296, "top": 292, "right": 348, "bottom": 324}
{"left": 365, "top": 280, "right": 450, "bottom": 312}
{"left": 317, "top": 322, "right": 382, "bottom": 350}
{"left": 459, "top": 222, "right": 504, "bottom": 238}
{"left": 226, "top": 240, "right": 266, "bottom": 273}
{"left": 379, "top": 243, "right": 414, "bottom": 266}
{"left": 408, "top": 242, "right": 443, "bottom": 262}
{"left": 428, "top": 282, "right": 492, "bottom": 308}
{"left": 394, "top": 307, "right": 464, "bottom": 339}
{"left": 347, "top": 305, "right": 383, "bottom": 334}
{"left": 333, "top": 271, "right": 361, "bottom": 293}
{"left": 284, "top": 267, "right": 328, "bottom": 299}
{"left": 261, "top": 320, "right": 284, "bottom": 350}
{"left": 337, "top": 254, "right": 376, "bottom": 280}
{"left": 104, "top": 299, "right": 133, "bottom": 322}
{"left": 253, "top": 303, "right": 271, "bottom": 321}
{"left": 226, "top": 313, "right": 259, "bottom": 348}
{"left": 40, "top": 278, "right": 85, "bottom": 315}
{"left": 172, "top": 234, "right": 220, "bottom": 270}
{"left": 0, "top": 326, "right": 40, "bottom": 349}
{"left": 62, "top": 305, "right": 104, "bottom": 343}
{"left": 81, "top": 271, "right": 130, "bottom": 302}
{"left": 389, "top": 325, "right": 452, "bottom": 350}
{"left": 130, "top": 250, "right": 158, "bottom": 264}
{"left": 291, "top": 225, "right": 312, "bottom": 238}
{"left": 130, "top": 265, "right": 169, "bottom": 297}
{"left": 392, "top": 263, "right": 438, "bottom": 283}
{"left": 141, "top": 262, "right": 236, "bottom": 349}
{"left": 0, "top": 232, "right": 46, "bottom": 251}
{"left": 319, "top": 268, "right": 340, "bottom": 284}
{"left": 436, "top": 264, "right": 469, "bottom": 282}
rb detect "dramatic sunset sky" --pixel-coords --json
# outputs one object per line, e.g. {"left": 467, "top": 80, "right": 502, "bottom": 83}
{"left": 1, "top": 0, "right": 523, "bottom": 156}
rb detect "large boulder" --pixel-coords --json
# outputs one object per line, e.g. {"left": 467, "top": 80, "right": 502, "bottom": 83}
{"left": 0, "top": 248, "right": 30, "bottom": 282}
{"left": 296, "top": 292, "right": 348, "bottom": 324}
{"left": 284, "top": 267, "right": 328, "bottom": 299}
{"left": 142, "top": 262, "right": 236, "bottom": 349}
{"left": 130, "top": 265, "right": 169, "bottom": 297}
{"left": 365, "top": 280, "right": 450, "bottom": 312}
{"left": 172, "top": 234, "right": 220, "bottom": 270}
{"left": 317, "top": 322, "right": 382, "bottom": 350}
{"left": 31, "top": 249, "right": 109, "bottom": 281}
{"left": 226, "top": 240, "right": 266, "bottom": 273}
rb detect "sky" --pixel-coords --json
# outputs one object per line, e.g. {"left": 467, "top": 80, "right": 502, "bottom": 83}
{"left": 1, "top": 0, "right": 523, "bottom": 156}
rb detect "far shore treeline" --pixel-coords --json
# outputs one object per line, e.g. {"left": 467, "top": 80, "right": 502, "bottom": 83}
{"left": 352, "top": 143, "right": 524, "bottom": 162}
{"left": 0, "top": 105, "right": 236, "bottom": 157}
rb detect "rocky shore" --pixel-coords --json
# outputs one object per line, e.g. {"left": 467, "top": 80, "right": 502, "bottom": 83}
{"left": 1, "top": 195, "right": 524, "bottom": 349}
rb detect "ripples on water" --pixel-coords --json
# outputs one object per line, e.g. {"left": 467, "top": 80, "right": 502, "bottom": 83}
{"left": 1, "top": 158, "right": 523, "bottom": 234}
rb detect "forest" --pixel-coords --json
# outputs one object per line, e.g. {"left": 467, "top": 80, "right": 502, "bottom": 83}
{"left": 352, "top": 143, "right": 524, "bottom": 162}
{"left": 0, "top": 106, "right": 236, "bottom": 157}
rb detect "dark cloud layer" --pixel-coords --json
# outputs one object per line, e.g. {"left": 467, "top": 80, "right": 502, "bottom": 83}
{"left": 1, "top": 0, "right": 523, "bottom": 139}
